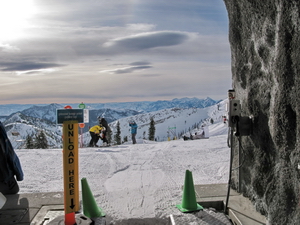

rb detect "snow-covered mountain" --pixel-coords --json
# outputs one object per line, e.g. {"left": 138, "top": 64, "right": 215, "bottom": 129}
{"left": 0, "top": 104, "right": 43, "bottom": 117}
{"left": 1, "top": 97, "right": 227, "bottom": 148}
{"left": 75, "top": 97, "right": 219, "bottom": 112}
{"left": 3, "top": 112, "right": 63, "bottom": 149}
{"left": 17, "top": 103, "right": 140, "bottom": 131}
{"left": 21, "top": 103, "right": 62, "bottom": 123}
{"left": 106, "top": 99, "right": 228, "bottom": 143}
{"left": 0, "top": 97, "right": 220, "bottom": 116}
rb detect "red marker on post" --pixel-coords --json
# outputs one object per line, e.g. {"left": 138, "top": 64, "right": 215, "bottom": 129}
{"left": 65, "top": 212, "right": 76, "bottom": 225}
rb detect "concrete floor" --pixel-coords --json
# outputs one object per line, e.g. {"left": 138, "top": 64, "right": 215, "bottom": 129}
{"left": 0, "top": 184, "right": 267, "bottom": 225}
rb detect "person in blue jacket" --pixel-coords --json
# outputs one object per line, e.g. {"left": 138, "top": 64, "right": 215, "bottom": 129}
{"left": 129, "top": 121, "right": 138, "bottom": 144}
{"left": 0, "top": 122, "right": 24, "bottom": 194}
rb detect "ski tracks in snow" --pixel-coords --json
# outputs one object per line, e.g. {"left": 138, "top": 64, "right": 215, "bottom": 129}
{"left": 102, "top": 143, "right": 166, "bottom": 219}
{"left": 74, "top": 139, "right": 228, "bottom": 221}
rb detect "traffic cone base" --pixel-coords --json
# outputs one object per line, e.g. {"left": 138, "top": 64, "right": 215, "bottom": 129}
{"left": 176, "top": 170, "right": 203, "bottom": 213}
{"left": 176, "top": 203, "right": 203, "bottom": 213}
{"left": 81, "top": 178, "right": 106, "bottom": 218}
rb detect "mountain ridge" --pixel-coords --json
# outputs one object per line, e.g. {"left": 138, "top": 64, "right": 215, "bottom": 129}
{"left": 0, "top": 97, "right": 220, "bottom": 116}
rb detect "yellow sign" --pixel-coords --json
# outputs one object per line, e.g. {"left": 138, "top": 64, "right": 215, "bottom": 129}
{"left": 63, "top": 121, "right": 79, "bottom": 214}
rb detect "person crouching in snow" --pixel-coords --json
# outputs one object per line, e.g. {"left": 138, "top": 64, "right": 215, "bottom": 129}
{"left": 89, "top": 124, "right": 103, "bottom": 147}
{"left": 129, "top": 121, "right": 138, "bottom": 144}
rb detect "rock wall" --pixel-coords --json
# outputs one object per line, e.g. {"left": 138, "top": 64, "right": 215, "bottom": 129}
{"left": 223, "top": 1, "right": 300, "bottom": 224}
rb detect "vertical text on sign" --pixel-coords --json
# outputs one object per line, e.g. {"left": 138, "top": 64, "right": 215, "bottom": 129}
{"left": 63, "top": 121, "right": 79, "bottom": 213}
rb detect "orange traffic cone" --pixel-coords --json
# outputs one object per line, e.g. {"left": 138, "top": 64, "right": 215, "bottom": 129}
{"left": 176, "top": 170, "right": 203, "bottom": 212}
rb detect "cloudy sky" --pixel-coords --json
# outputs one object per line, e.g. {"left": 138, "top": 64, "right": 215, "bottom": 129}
{"left": 0, "top": 0, "right": 231, "bottom": 104}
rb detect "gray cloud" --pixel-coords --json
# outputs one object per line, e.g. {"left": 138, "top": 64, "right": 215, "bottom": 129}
{"left": 103, "top": 31, "right": 190, "bottom": 51}
{"left": 100, "top": 65, "right": 152, "bottom": 74}
{"left": 130, "top": 61, "right": 151, "bottom": 66}
{"left": 0, "top": 62, "right": 65, "bottom": 72}
{"left": 0, "top": 44, "right": 20, "bottom": 52}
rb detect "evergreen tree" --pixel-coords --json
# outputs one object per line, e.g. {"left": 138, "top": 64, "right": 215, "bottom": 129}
{"left": 25, "top": 134, "right": 34, "bottom": 149}
{"left": 35, "top": 130, "right": 48, "bottom": 149}
{"left": 114, "top": 121, "right": 121, "bottom": 145}
{"left": 148, "top": 117, "right": 156, "bottom": 141}
{"left": 123, "top": 136, "right": 128, "bottom": 143}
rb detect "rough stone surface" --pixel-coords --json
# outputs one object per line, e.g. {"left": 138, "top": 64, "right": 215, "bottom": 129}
{"left": 223, "top": 1, "right": 300, "bottom": 224}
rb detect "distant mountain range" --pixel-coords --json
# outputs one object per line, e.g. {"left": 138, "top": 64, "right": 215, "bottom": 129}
{"left": 0, "top": 97, "right": 219, "bottom": 117}
{"left": 82, "top": 97, "right": 219, "bottom": 112}
{"left": 0, "top": 97, "right": 226, "bottom": 148}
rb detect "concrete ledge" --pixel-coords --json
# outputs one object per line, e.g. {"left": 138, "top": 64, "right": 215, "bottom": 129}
{"left": 0, "top": 184, "right": 267, "bottom": 225}
{"left": 194, "top": 184, "right": 267, "bottom": 225}
{"left": 0, "top": 192, "right": 63, "bottom": 225}
{"left": 227, "top": 195, "right": 266, "bottom": 225}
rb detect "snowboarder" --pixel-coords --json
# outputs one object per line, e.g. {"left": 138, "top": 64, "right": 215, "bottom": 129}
{"left": 89, "top": 124, "right": 104, "bottom": 147}
{"left": 98, "top": 117, "right": 110, "bottom": 146}
{"left": 129, "top": 121, "right": 138, "bottom": 144}
{"left": 0, "top": 121, "right": 24, "bottom": 194}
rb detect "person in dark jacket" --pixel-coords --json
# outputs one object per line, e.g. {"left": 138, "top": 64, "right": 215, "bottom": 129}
{"left": 129, "top": 121, "right": 138, "bottom": 144}
{"left": 0, "top": 122, "right": 24, "bottom": 194}
{"left": 98, "top": 117, "right": 110, "bottom": 146}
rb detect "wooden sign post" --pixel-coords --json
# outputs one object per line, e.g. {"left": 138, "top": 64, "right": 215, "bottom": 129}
{"left": 57, "top": 108, "right": 86, "bottom": 224}
{"left": 63, "top": 121, "right": 80, "bottom": 214}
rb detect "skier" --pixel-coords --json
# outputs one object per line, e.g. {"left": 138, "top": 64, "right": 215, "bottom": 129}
{"left": 129, "top": 121, "right": 138, "bottom": 144}
{"left": 98, "top": 117, "right": 110, "bottom": 146}
{"left": 88, "top": 124, "right": 104, "bottom": 147}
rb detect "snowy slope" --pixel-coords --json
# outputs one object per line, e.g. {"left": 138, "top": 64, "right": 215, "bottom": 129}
{"left": 106, "top": 99, "right": 228, "bottom": 143}
{"left": 17, "top": 134, "right": 230, "bottom": 224}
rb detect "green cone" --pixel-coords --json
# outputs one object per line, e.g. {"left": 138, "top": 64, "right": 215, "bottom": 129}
{"left": 81, "top": 178, "right": 105, "bottom": 218}
{"left": 176, "top": 170, "right": 203, "bottom": 213}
